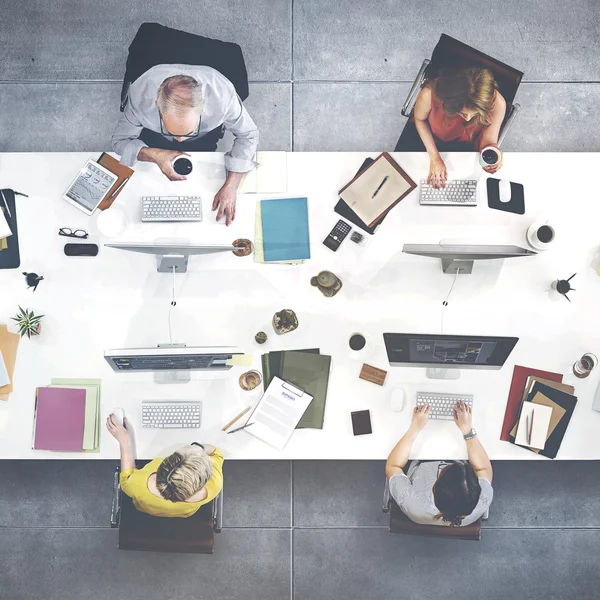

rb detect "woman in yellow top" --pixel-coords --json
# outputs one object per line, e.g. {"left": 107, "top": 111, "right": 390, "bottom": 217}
{"left": 106, "top": 413, "right": 224, "bottom": 518}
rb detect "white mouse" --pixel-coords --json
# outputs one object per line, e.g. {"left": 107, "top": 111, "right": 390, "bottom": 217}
{"left": 498, "top": 179, "right": 512, "bottom": 203}
{"left": 390, "top": 389, "right": 406, "bottom": 412}
{"left": 111, "top": 408, "right": 125, "bottom": 427}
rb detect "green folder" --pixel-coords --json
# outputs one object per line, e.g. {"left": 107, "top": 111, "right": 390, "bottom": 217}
{"left": 51, "top": 378, "right": 101, "bottom": 451}
{"left": 279, "top": 351, "right": 331, "bottom": 430}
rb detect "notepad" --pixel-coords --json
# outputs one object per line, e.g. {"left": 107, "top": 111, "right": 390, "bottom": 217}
{"left": 515, "top": 403, "right": 552, "bottom": 450}
{"left": 0, "top": 350, "right": 9, "bottom": 387}
{"left": 239, "top": 152, "right": 287, "bottom": 194}
{"left": 261, "top": 197, "right": 310, "bottom": 262}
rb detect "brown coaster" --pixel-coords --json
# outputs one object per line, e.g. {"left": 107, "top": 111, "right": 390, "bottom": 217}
{"left": 232, "top": 239, "right": 254, "bottom": 257}
{"left": 359, "top": 364, "right": 387, "bottom": 386}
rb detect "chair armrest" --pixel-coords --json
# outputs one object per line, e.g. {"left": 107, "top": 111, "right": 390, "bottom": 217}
{"left": 110, "top": 466, "right": 121, "bottom": 528}
{"left": 120, "top": 81, "right": 131, "bottom": 113}
{"left": 401, "top": 59, "right": 430, "bottom": 117}
{"left": 382, "top": 478, "right": 391, "bottom": 513}
{"left": 213, "top": 487, "right": 224, "bottom": 533}
{"left": 482, "top": 507, "right": 490, "bottom": 521}
{"left": 498, "top": 102, "right": 520, "bottom": 147}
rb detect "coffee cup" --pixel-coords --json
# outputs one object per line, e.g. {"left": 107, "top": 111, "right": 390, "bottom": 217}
{"left": 526, "top": 221, "right": 555, "bottom": 250}
{"left": 172, "top": 156, "right": 193, "bottom": 176}
{"left": 479, "top": 146, "right": 500, "bottom": 168}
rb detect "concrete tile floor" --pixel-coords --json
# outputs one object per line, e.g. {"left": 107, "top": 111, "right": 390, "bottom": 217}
{"left": 1, "top": 1, "right": 600, "bottom": 599}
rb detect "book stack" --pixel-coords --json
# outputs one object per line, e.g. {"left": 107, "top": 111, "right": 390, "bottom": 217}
{"left": 32, "top": 378, "right": 101, "bottom": 452}
{"left": 261, "top": 349, "right": 331, "bottom": 429}
{"left": 254, "top": 197, "right": 310, "bottom": 265}
{"left": 501, "top": 366, "right": 578, "bottom": 458}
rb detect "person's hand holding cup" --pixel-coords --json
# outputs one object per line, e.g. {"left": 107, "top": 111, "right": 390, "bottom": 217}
{"left": 479, "top": 145, "right": 503, "bottom": 174}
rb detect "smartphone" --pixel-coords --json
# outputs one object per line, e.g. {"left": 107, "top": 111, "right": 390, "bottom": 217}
{"left": 351, "top": 410, "right": 372, "bottom": 436}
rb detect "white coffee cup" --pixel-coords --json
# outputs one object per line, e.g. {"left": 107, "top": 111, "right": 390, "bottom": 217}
{"left": 479, "top": 146, "right": 500, "bottom": 168}
{"left": 526, "top": 221, "right": 555, "bottom": 250}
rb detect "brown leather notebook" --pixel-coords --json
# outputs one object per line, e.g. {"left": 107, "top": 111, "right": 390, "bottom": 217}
{"left": 338, "top": 152, "right": 417, "bottom": 227}
{"left": 96, "top": 153, "right": 134, "bottom": 211}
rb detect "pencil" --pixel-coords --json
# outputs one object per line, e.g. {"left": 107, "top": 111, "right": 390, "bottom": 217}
{"left": 1, "top": 191, "right": 11, "bottom": 218}
{"left": 222, "top": 406, "right": 251, "bottom": 431}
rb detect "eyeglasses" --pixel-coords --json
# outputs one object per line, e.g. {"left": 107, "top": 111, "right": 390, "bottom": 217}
{"left": 159, "top": 110, "right": 201, "bottom": 140}
{"left": 59, "top": 228, "right": 89, "bottom": 239}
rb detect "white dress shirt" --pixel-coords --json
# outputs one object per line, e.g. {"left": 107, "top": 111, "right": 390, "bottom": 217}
{"left": 111, "top": 64, "right": 258, "bottom": 173}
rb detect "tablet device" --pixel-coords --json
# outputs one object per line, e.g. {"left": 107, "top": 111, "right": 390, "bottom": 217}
{"left": 63, "top": 159, "right": 118, "bottom": 215}
{"left": 351, "top": 410, "right": 372, "bottom": 436}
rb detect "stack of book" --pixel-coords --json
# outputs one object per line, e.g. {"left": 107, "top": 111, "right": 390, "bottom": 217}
{"left": 501, "top": 366, "right": 578, "bottom": 458}
{"left": 261, "top": 349, "right": 331, "bottom": 429}
{"left": 32, "top": 378, "right": 101, "bottom": 452}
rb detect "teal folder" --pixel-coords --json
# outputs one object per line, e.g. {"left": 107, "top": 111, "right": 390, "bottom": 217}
{"left": 261, "top": 197, "right": 310, "bottom": 262}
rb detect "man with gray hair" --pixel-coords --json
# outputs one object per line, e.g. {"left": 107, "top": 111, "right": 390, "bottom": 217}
{"left": 112, "top": 64, "right": 259, "bottom": 225}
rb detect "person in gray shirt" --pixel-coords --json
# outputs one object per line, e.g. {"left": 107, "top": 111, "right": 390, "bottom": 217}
{"left": 386, "top": 402, "right": 493, "bottom": 527}
{"left": 112, "top": 64, "right": 259, "bottom": 225}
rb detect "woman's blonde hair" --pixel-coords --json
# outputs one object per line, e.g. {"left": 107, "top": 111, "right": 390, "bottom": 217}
{"left": 429, "top": 67, "right": 498, "bottom": 139}
{"left": 156, "top": 448, "right": 213, "bottom": 502}
{"left": 156, "top": 75, "right": 204, "bottom": 118}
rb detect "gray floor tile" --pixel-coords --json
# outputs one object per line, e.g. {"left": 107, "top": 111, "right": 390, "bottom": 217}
{"left": 293, "top": 82, "right": 410, "bottom": 151}
{"left": 0, "top": 82, "right": 289, "bottom": 152}
{"left": 0, "top": 528, "right": 290, "bottom": 600}
{"left": 293, "top": 0, "right": 600, "bottom": 81}
{"left": 293, "top": 460, "right": 387, "bottom": 527}
{"left": 488, "top": 461, "right": 600, "bottom": 528}
{"left": 294, "top": 528, "right": 600, "bottom": 600}
{"left": 0, "top": 0, "right": 291, "bottom": 81}
{"left": 0, "top": 460, "right": 116, "bottom": 527}
{"left": 502, "top": 83, "right": 600, "bottom": 151}
{"left": 224, "top": 460, "right": 291, "bottom": 527}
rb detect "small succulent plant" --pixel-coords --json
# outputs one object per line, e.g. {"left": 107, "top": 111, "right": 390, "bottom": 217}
{"left": 11, "top": 306, "right": 44, "bottom": 339}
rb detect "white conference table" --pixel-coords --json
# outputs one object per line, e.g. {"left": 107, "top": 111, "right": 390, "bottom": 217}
{"left": 1, "top": 151, "right": 600, "bottom": 461}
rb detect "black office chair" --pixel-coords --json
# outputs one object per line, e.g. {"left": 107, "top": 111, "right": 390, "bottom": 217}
{"left": 395, "top": 34, "right": 524, "bottom": 151}
{"left": 382, "top": 475, "right": 487, "bottom": 541}
{"left": 120, "top": 22, "right": 250, "bottom": 112}
{"left": 110, "top": 465, "right": 223, "bottom": 554}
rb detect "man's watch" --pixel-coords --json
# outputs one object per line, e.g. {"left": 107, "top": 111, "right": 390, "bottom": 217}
{"left": 463, "top": 429, "right": 477, "bottom": 441}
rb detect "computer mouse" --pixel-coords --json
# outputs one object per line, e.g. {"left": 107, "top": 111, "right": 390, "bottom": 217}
{"left": 111, "top": 408, "right": 125, "bottom": 427}
{"left": 390, "top": 389, "right": 406, "bottom": 412}
{"left": 498, "top": 179, "right": 512, "bottom": 203}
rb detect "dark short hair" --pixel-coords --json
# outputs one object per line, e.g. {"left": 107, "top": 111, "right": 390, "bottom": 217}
{"left": 432, "top": 462, "right": 481, "bottom": 526}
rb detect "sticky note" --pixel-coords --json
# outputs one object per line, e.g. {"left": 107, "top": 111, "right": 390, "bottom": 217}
{"left": 226, "top": 354, "right": 253, "bottom": 367}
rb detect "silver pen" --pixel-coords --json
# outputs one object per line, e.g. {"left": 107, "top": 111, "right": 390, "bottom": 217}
{"left": 0, "top": 190, "right": 11, "bottom": 218}
{"left": 227, "top": 422, "right": 255, "bottom": 434}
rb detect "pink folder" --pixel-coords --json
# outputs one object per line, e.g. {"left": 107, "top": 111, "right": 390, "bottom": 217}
{"left": 33, "top": 387, "right": 86, "bottom": 451}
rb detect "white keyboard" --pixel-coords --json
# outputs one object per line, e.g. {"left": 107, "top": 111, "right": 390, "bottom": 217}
{"left": 416, "top": 392, "right": 474, "bottom": 420}
{"left": 141, "top": 401, "right": 202, "bottom": 428}
{"left": 141, "top": 196, "right": 202, "bottom": 222}
{"left": 419, "top": 180, "right": 477, "bottom": 206}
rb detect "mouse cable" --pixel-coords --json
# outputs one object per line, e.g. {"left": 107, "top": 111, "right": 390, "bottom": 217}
{"left": 168, "top": 265, "right": 177, "bottom": 345}
{"left": 441, "top": 268, "right": 461, "bottom": 334}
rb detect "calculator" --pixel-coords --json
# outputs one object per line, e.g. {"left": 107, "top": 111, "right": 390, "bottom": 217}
{"left": 323, "top": 219, "right": 352, "bottom": 251}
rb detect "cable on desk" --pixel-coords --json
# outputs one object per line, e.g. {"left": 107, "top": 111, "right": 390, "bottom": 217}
{"left": 168, "top": 265, "right": 176, "bottom": 344}
{"left": 441, "top": 269, "right": 461, "bottom": 334}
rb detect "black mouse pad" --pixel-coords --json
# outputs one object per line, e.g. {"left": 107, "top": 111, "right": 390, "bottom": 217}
{"left": 487, "top": 178, "right": 525, "bottom": 215}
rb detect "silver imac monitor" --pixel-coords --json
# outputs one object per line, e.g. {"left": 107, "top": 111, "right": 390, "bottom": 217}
{"left": 104, "top": 345, "right": 243, "bottom": 384}
{"left": 105, "top": 242, "right": 236, "bottom": 273}
{"left": 402, "top": 243, "right": 536, "bottom": 274}
{"left": 383, "top": 333, "right": 518, "bottom": 380}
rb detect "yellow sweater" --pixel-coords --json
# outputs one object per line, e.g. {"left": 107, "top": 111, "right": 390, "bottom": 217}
{"left": 119, "top": 449, "right": 224, "bottom": 518}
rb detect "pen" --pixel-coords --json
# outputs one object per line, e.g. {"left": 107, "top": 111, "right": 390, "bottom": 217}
{"left": 227, "top": 422, "right": 255, "bottom": 434}
{"left": 371, "top": 176, "right": 389, "bottom": 199}
{"left": 14, "top": 191, "right": 28, "bottom": 198}
{"left": 528, "top": 410, "right": 535, "bottom": 445}
{"left": 108, "top": 177, "right": 129, "bottom": 200}
{"left": 0, "top": 191, "right": 11, "bottom": 218}
{"left": 525, "top": 414, "right": 530, "bottom": 445}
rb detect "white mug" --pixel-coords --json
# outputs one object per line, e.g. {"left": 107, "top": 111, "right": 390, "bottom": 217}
{"left": 526, "top": 221, "right": 555, "bottom": 250}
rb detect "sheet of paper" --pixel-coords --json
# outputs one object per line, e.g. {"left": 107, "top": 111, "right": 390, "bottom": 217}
{"left": 0, "top": 350, "right": 9, "bottom": 387}
{"left": 0, "top": 325, "right": 20, "bottom": 396}
{"left": 247, "top": 376, "right": 313, "bottom": 450}
{"left": 515, "top": 403, "right": 553, "bottom": 450}
{"left": 0, "top": 205, "right": 12, "bottom": 241}
{"left": 240, "top": 152, "right": 287, "bottom": 194}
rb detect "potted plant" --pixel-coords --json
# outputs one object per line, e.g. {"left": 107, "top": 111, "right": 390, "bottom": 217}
{"left": 11, "top": 306, "right": 44, "bottom": 339}
{"left": 272, "top": 309, "right": 298, "bottom": 335}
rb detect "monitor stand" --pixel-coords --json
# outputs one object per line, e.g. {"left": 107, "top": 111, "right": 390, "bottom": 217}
{"left": 426, "top": 368, "right": 461, "bottom": 380}
{"left": 441, "top": 258, "right": 473, "bottom": 274}
{"left": 155, "top": 343, "right": 190, "bottom": 384}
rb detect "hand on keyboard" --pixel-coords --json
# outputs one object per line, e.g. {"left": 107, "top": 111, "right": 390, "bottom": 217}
{"left": 453, "top": 400, "right": 473, "bottom": 435}
{"left": 411, "top": 404, "right": 431, "bottom": 432}
{"left": 428, "top": 156, "right": 448, "bottom": 189}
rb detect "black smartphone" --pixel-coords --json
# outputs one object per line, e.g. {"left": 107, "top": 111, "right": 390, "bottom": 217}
{"left": 351, "top": 410, "right": 372, "bottom": 436}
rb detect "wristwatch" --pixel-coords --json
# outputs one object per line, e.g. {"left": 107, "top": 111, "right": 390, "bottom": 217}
{"left": 463, "top": 429, "right": 477, "bottom": 441}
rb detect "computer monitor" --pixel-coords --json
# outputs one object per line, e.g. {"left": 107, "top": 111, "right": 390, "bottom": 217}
{"left": 104, "top": 345, "right": 243, "bottom": 384}
{"left": 105, "top": 242, "right": 236, "bottom": 273}
{"left": 402, "top": 243, "right": 536, "bottom": 274}
{"left": 383, "top": 333, "right": 518, "bottom": 380}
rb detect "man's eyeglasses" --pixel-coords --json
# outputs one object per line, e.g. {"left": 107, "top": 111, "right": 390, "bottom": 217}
{"left": 159, "top": 110, "right": 201, "bottom": 140}
{"left": 59, "top": 228, "right": 89, "bottom": 239}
